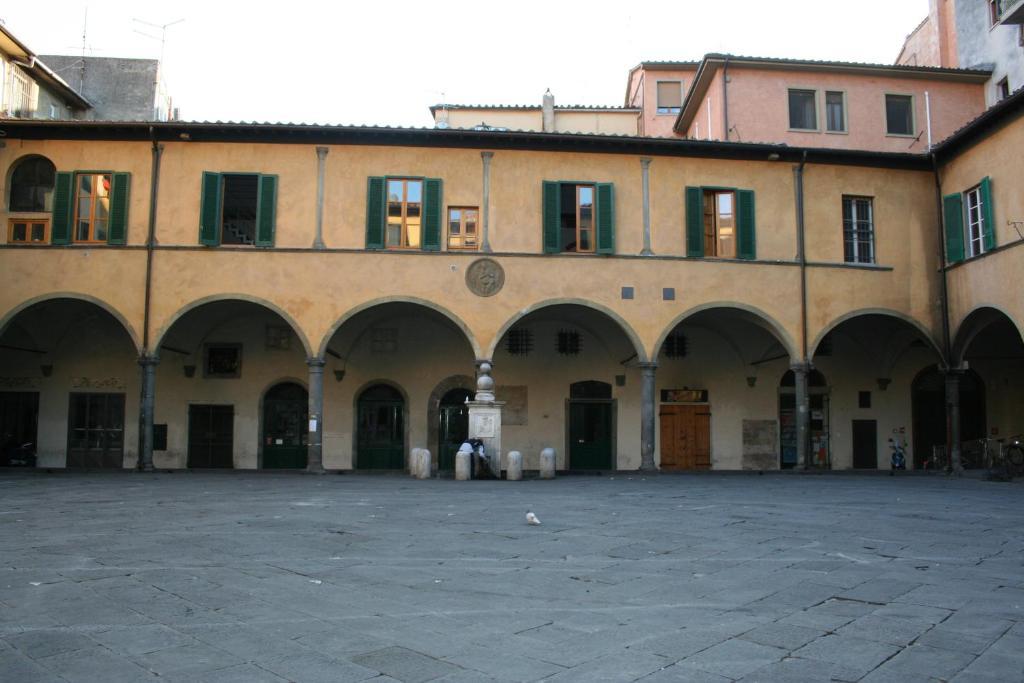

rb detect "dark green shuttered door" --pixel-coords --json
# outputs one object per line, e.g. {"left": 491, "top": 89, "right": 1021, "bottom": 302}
{"left": 365, "top": 176, "right": 386, "bottom": 249}
{"left": 596, "top": 183, "right": 615, "bottom": 254}
{"left": 200, "top": 172, "right": 222, "bottom": 246}
{"left": 979, "top": 177, "right": 996, "bottom": 253}
{"left": 685, "top": 186, "right": 703, "bottom": 257}
{"left": 736, "top": 189, "right": 756, "bottom": 260}
{"left": 107, "top": 173, "right": 131, "bottom": 245}
{"left": 51, "top": 172, "right": 74, "bottom": 245}
{"left": 422, "top": 178, "right": 443, "bottom": 251}
{"left": 943, "top": 193, "right": 965, "bottom": 263}
{"left": 255, "top": 175, "right": 278, "bottom": 247}
{"left": 542, "top": 181, "right": 561, "bottom": 253}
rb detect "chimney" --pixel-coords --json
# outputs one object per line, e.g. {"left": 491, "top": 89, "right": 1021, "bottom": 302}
{"left": 542, "top": 89, "right": 555, "bottom": 132}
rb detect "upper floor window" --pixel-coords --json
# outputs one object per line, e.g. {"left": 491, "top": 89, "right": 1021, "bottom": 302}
{"left": 685, "top": 186, "right": 756, "bottom": 260}
{"left": 943, "top": 177, "right": 996, "bottom": 263}
{"left": 885, "top": 94, "right": 914, "bottom": 136}
{"left": 8, "top": 156, "right": 55, "bottom": 213}
{"left": 825, "top": 91, "right": 846, "bottom": 133}
{"left": 365, "top": 176, "right": 443, "bottom": 251}
{"left": 10, "top": 68, "right": 31, "bottom": 117}
{"left": 199, "top": 172, "right": 278, "bottom": 247}
{"left": 842, "top": 196, "right": 874, "bottom": 264}
{"left": 788, "top": 89, "right": 817, "bottom": 130}
{"left": 990, "top": 0, "right": 1001, "bottom": 27}
{"left": 657, "top": 81, "right": 683, "bottom": 114}
{"left": 542, "top": 181, "right": 614, "bottom": 254}
{"left": 997, "top": 77, "right": 1010, "bottom": 101}
{"left": 447, "top": 206, "right": 479, "bottom": 250}
{"left": 49, "top": 170, "right": 131, "bottom": 246}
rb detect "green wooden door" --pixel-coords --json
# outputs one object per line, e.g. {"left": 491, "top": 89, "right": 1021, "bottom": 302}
{"left": 357, "top": 384, "right": 405, "bottom": 470}
{"left": 262, "top": 382, "right": 308, "bottom": 469}
{"left": 438, "top": 388, "right": 472, "bottom": 471}
{"left": 569, "top": 401, "right": 613, "bottom": 470}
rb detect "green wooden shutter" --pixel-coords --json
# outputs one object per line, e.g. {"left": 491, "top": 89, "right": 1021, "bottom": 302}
{"left": 596, "top": 183, "right": 615, "bottom": 254}
{"left": 685, "top": 186, "right": 704, "bottom": 257}
{"left": 942, "top": 192, "right": 964, "bottom": 264}
{"left": 365, "top": 176, "right": 386, "bottom": 249}
{"left": 422, "top": 178, "right": 442, "bottom": 251}
{"left": 107, "top": 172, "right": 130, "bottom": 245}
{"left": 51, "top": 171, "right": 74, "bottom": 245}
{"left": 979, "top": 176, "right": 996, "bottom": 252}
{"left": 736, "top": 189, "right": 756, "bottom": 260}
{"left": 255, "top": 174, "right": 277, "bottom": 247}
{"left": 542, "top": 181, "right": 560, "bottom": 253}
{"left": 199, "top": 172, "right": 222, "bottom": 246}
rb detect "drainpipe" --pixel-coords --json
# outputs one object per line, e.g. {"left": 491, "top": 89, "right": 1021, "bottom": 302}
{"left": 137, "top": 127, "right": 163, "bottom": 472}
{"left": 793, "top": 151, "right": 811, "bottom": 470}
{"left": 931, "top": 153, "right": 962, "bottom": 473}
{"left": 722, "top": 57, "right": 730, "bottom": 142}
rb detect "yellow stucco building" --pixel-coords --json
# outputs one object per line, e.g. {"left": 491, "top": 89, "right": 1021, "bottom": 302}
{"left": 1, "top": 95, "right": 1021, "bottom": 473}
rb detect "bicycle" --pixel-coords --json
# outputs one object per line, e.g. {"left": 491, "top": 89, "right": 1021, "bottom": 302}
{"left": 997, "top": 435, "right": 1024, "bottom": 479}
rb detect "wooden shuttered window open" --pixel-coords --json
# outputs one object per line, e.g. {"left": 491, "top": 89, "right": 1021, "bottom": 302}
{"left": 942, "top": 193, "right": 965, "bottom": 263}
{"left": 686, "top": 186, "right": 756, "bottom": 260}
{"left": 684, "top": 186, "right": 703, "bottom": 257}
{"left": 51, "top": 171, "right": 131, "bottom": 245}
{"left": 199, "top": 172, "right": 277, "bottom": 247}
{"left": 422, "top": 178, "right": 443, "bottom": 251}
{"left": 365, "top": 176, "right": 443, "bottom": 250}
{"left": 736, "top": 189, "right": 756, "bottom": 260}
{"left": 541, "top": 180, "right": 615, "bottom": 254}
{"left": 542, "top": 181, "right": 561, "bottom": 253}
{"left": 595, "top": 183, "right": 615, "bottom": 254}
{"left": 979, "top": 176, "right": 996, "bottom": 253}
{"left": 365, "top": 176, "right": 386, "bottom": 249}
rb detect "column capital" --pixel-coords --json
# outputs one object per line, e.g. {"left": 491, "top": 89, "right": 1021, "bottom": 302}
{"left": 639, "top": 157, "right": 652, "bottom": 168}
{"left": 789, "top": 361, "right": 812, "bottom": 373}
{"left": 480, "top": 150, "right": 494, "bottom": 161}
{"left": 138, "top": 354, "right": 160, "bottom": 367}
{"left": 315, "top": 146, "right": 329, "bottom": 159}
{"left": 306, "top": 357, "right": 326, "bottom": 369}
{"left": 636, "top": 361, "right": 658, "bottom": 371}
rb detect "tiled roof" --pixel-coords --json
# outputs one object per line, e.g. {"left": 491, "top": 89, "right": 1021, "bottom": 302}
{"left": 429, "top": 104, "right": 639, "bottom": 112}
{"left": 698, "top": 52, "right": 991, "bottom": 76}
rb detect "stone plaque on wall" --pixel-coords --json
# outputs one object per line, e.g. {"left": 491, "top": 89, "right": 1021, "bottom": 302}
{"left": 0, "top": 377, "right": 39, "bottom": 389}
{"left": 742, "top": 419, "right": 778, "bottom": 470}
{"left": 497, "top": 385, "right": 528, "bottom": 425}
{"left": 71, "top": 377, "right": 126, "bottom": 390}
{"left": 465, "top": 258, "right": 505, "bottom": 297}
{"left": 471, "top": 413, "right": 497, "bottom": 438}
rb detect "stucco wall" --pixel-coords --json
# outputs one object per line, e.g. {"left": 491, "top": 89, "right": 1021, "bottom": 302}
{"left": 637, "top": 67, "right": 697, "bottom": 138}
{"left": 954, "top": 0, "right": 1024, "bottom": 104}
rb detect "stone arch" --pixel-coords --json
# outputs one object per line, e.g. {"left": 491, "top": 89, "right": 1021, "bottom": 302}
{"left": 810, "top": 308, "right": 942, "bottom": 361}
{"left": 153, "top": 294, "right": 313, "bottom": 358}
{"left": 0, "top": 292, "right": 142, "bottom": 354}
{"left": 486, "top": 298, "right": 647, "bottom": 362}
{"left": 318, "top": 296, "right": 481, "bottom": 361}
{"left": 653, "top": 302, "right": 798, "bottom": 363}
{"left": 952, "top": 305, "right": 1024, "bottom": 366}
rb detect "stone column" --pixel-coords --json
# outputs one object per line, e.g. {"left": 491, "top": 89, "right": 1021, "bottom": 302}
{"left": 945, "top": 369, "right": 963, "bottom": 472}
{"left": 639, "top": 362, "right": 658, "bottom": 471}
{"left": 137, "top": 354, "right": 158, "bottom": 472}
{"left": 480, "top": 151, "right": 494, "bottom": 253}
{"left": 306, "top": 357, "right": 325, "bottom": 472}
{"left": 792, "top": 363, "right": 811, "bottom": 469}
{"left": 313, "top": 146, "right": 328, "bottom": 249}
{"left": 640, "top": 157, "right": 654, "bottom": 256}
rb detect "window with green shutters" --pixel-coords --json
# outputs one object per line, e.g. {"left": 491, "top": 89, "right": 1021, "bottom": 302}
{"left": 199, "top": 172, "right": 278, "bottom": 247}
{"left": 50, "top": 171, "right": 131, "bottom": 245}
{"left": 541, "top": 181, "right": 614, "bottom": 254}
{"left": 944, "top": 176, "right": 996, "bottom": 264}
{"left": 365, "top": 176, "right": 443, "bottom": 251}
{"left": 685, "top": 186, "right": 755, "bottom": 259}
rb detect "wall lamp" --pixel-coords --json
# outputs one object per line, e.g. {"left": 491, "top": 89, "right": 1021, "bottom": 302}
{"left": 334, "top": 370, "right": 346, "bottom": 382}
{"left": 877, "top": 378, "right": 891, "bottom": 391}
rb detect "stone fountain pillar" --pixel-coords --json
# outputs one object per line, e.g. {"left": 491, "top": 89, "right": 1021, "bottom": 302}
{"left": 467, "top": 361, "right": 505, "bottom": 478}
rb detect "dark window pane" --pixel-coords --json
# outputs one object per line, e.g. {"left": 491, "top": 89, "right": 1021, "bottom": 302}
{"left": 886, "top": 95, "right": 913, "bottom": 135}
{"left": 826, "top": 92, "right": 845, "bottom": 132}
{"left": 221, "top": 174, "right": 258, "bottom": 245}
{"left": 788, "top": 90, "right": 816, "bottom": 129}
{"left": 8, "top": 157, "right": 56, "bottom": 212}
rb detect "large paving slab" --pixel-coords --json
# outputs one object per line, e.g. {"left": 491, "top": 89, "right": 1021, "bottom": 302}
{"left": 0, "top": 471, "right": 1022, "bottom": 681}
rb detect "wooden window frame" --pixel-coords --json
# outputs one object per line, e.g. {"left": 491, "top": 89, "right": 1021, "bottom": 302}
{"left": 446, "top": 206, "right": 480, "bottom": 250}
{"left": 825, "top": 90, "right": 848, "bottom": 134}
{"left": 842, "top": 196, "right": 875, "bottom": 264}
{"left": 964, "top": 185, "right": 985, "bottom": 258}
{"left": 702, "top": 188, "right": 737, "bottom": 258}
{"left": 884, "top": 93, "right": 915, "bottom": 137}
{"left": 7, "top": 217, "right": 50, "bottom": 244}
{"left": 787, "top": 88, "right": 819, "bottom": 132}
{"left": 573, "top": 184, "right": 596, "bottom": 253}
{"left": 72, "top": 171, "right": 113, "bottom": 244}
{"left": 656, "top": 80, "right": 683, "bottom": 115}
{"left": 385, "top": 177, "right": 423, "bottom": 250}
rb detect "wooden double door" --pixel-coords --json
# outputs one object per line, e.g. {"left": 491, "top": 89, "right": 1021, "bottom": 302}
{"left": 659, "top": 404, "right": 711, "bottom": 470}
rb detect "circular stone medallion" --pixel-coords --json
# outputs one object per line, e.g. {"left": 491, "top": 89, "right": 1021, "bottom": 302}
{"left": 465, "top": 258, "right": 505, "bottom": 297}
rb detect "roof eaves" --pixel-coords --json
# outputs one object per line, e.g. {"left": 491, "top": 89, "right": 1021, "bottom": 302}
{"left": 933, "top": 85, "right": 1024, "bottom": 159}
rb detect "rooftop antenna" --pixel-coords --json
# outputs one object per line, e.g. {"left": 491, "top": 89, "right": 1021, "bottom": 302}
{"left": 78, "top": 9, "right": 87, "bottom": 93}
{"left": 133, "top": 17, "right": 184, "bottom": 119}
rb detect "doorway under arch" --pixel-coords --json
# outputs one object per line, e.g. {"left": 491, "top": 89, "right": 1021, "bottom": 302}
{"left": 438, "top": 388, "right": 473, "bottom": 471}
{"left": 262, "top": 382, "right": 308, "bottom": 469}
{"left": 568, "top": 380, "right": 614, "bottom": 470}
{"left": 356, "top": 384, "right": 405, "bottom": 470}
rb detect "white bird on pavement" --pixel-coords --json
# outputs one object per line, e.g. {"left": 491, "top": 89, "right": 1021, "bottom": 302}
{"left": 526, "top": 511, "right": 541, "bottom": 526}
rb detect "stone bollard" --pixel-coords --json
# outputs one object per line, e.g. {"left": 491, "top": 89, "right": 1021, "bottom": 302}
{"left": 507, "top": 451, "right": 523, "bottom": 481}
{"left": 455, "top": 445, "right": 472, "bottom": 481}
{"left": 539, "top": 447, "right": 556, "bottom": 479}
{"left": 409, "top": 448, "right": 422, "bottom": 478}
{"left": 415, "top": 449, "right": 432, "bottom": 480}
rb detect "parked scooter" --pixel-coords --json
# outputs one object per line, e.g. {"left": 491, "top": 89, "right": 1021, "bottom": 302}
{"left": 888, "top": 438, "right": 907, "bottom": 475}
{"left": 1, "top": 436, "right": 36, "bottom": 467}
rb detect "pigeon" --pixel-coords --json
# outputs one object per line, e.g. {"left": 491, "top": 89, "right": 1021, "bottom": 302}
{"left": 526, "top": 511, "right": 541, "bottom": 526}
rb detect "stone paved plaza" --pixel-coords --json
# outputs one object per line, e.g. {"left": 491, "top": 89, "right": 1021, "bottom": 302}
{"left": 1, "top": 471, "right": 1023, "bottom": 682}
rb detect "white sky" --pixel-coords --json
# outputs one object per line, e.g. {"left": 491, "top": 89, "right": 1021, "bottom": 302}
{"left": 3, "top": 1, "right": 930, "bottom": 126}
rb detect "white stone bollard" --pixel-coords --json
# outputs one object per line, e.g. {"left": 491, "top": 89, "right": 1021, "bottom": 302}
{"left": 455, "top": 445, "right": 472, "bottom": 481}
{"left": 415, "top": 449, "right": 432, "bottom": 479}
{"left": 507, "top": 451, "right": 523, "bottom": 481}
{"left": 540, "top": 448, "right": 556, "bottom": 479}
{"left": 409, "top": 448, "right": 422, "bottom": 478}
